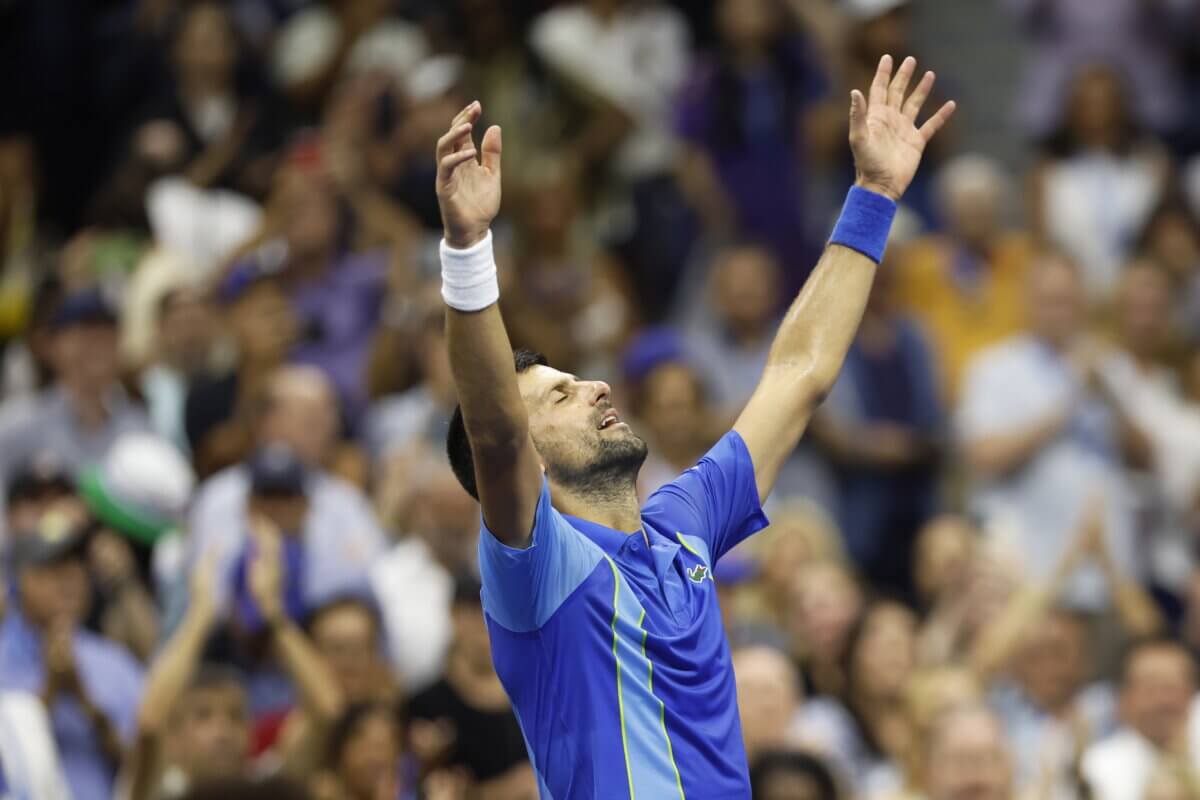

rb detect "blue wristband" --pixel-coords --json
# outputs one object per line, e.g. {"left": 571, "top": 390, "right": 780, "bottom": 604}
{"left": 829, "top": 186, "right": 898, "bottom": 264}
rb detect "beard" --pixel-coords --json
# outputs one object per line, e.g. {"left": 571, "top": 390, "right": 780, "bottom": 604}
{"left": 543, "top": 429, "right": 648, "bottom": 503}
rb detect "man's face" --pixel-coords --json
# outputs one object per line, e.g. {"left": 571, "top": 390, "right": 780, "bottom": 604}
{"left": 1122, "top": 646, "right": 1196, "bottom": 748}
{"left": 18, "top": 558, "right": 88, "bottom": 629}
{"left": 517, "top": 366, "right": 647, "bottom": 495}
{"left": 312, "top": 605, "right": 379, "bottom": 704}
{"left": 925, "top": 711, "right": 1012, "bottom": 800}
{"left": 1027, "top": 258, "right": 1084, "bottom": 347}
{"left": 160, "top": 291, "right": 216, "bottom": 375}
{"left": 51, "top": 323, "right": 119, "bottom": 391}
{"left": 733, "top": 648, "right": 799, "bottom": 753}
{"left": 1117, "top": 263, "right": 1171, "bottom": 356}
{"left": 1015, "top": 612, "right": 1086, "bottom": 712}
{"left": 260, "top": 377, "right": 338, "bottom": 466}
{"left": 171, "top": 684, "right": 251, "bottom": 782}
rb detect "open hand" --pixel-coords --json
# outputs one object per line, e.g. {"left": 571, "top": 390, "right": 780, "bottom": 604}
{"left": 248, "top": 517, "right": 286, "bottom": 626}
{"left": 849, "top": 55, "right": 956, "bottom": 201}
{"left": 435, "top": 101, "right": 502, "bottom": 248}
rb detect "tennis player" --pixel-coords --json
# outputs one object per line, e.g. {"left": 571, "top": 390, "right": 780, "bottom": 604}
{"left": 437, "top": 55, "right": 954, "bottom": 799}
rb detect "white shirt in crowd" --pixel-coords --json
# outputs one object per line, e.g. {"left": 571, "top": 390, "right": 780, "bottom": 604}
{"left": 1081, "top": 695, "right": 1200, "bottom": 800}
{"left": 958, "top": 335, "right": 1138, "bottom": 609}
{"left": 367, "top": 537, "right": 454, "bottom": 694}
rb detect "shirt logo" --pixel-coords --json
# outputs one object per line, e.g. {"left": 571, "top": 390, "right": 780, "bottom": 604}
{"left": 687, "top": 564, "right": 711, "bottom": 584}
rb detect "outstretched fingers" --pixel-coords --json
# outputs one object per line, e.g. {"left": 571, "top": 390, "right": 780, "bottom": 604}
{"left": 868, "top": 54, "right": 893, "bottom": 110}
{"left": 888, "top": 56, "right": 916, "bottom": 109}
{"left": 919, "top": 100, "right": 957, "bottom": 142}
{"left": 903, "top": 71, "right": 936, "bottom": 121}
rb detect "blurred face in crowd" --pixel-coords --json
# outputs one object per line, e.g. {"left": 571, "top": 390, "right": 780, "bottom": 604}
{"left": 757, "top": 509, "right": 837, "bottom": 606}
{"left": 1026, "top": 255, "right": 1085, "bottom": 349}
{"left": 7, "top": 492, "right": 84, "bottom": 544}
{"left": 638, "top": 362, "right": 706, "bottom": 456}
{"left": 1142, "top": 206, "right": 1200, "bottom": 278}
{"left": 789, "top": 560, "right": 863, "bottom": 664}
{"left": 337, "top": 707, "right": 401, "bottom": 800}
{"left": 452, "top": 599, "right": 493, "bottom": 674}
{"left": 925, "top": 707, "right": 1012, "bottom": 800}
{"left": 854, "top": 7, "right": 911, "bottom": 65}
{"left": 711, "top": 247, "right": 780, "bottom": 342}
{"left": 716, "top": 0, "right": 779, "bottom": 52}
{"left": 518, "top": 165, "right": 577, "bottom": 246}
{"left": 160, "top": 288, "right": 217, "bottom": 376}
{"left": 229, "top": 282, "right": 298, "bottom": 366}
{"left": 733, "top": 647, "right": 800, "bottom": 757}
{"left": 850, "top": 601, "right": 918, "bottom": 701}
{"left": 516, "top": 364, "right": 648, "bottom": 497}
{"left": 260, "top": 368, "right": 338, "bottom": 466}
{"left": 1065, "top": 65, "right": 1131, "bottom": 151}
{"left": 914, "top": 516, "right": 974, "bottom": 606}
{"left": 1013, "top": 610, "right": 1086, "bottom": 713}
{"left": 1121, "top": 643, "right": 1197, "bottom": 749}
{"left": 905, "top": 667, "right": 982, "bottom": 742}
{"left": 409, "top": 471, "right": 478, "bottom": 572}
{"left": 51, "top": 321, "right": 119, "bottom": 394}
{"left": 18, "top": 556, "right": 89, "bottom": 630}
{"left": 938, "top": 157, "right": 1006, "bottom": 250}
{"left": 1116, "top": 260, "right": 1172, "bottom": 359}
{"left": 311, "top": 602, "right": 381, "bottom": 704}
{"left": 171, "top": 682, "right": 251, "bottom": 782}
{"left": 282, "top": 172, "right": 339, "bottom": 265}
{"left": 174, "top": 2, "right": 237, "bottom": 92}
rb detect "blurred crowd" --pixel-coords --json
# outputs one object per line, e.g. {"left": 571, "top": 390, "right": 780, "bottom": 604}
{"left": 4, "top": 0, "right": 1200, "bottom": 798}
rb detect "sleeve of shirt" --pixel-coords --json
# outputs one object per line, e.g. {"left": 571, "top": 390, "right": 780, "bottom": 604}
{"left": 478, "top": 477, "right": 603, "bottom": 633}
{"left": 642, "top": 431, "right": 770, "bottom": 563}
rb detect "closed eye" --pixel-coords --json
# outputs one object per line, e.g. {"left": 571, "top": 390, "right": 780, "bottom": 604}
{"left": 554, "top": 393, "right": 568, "bottom": 404}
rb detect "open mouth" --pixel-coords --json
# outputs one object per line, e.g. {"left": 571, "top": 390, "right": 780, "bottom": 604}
{"left": 598, "top": 409, "right": 621, "bottom": 430}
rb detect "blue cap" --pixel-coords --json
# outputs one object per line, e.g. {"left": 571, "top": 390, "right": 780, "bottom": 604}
{"left": 51, "top": 289, "right": 118, "bottom": 331}
{"left": 620, "top": 327, "right": 688, "bottom": 384}
{"left": 249, "top": 444, "right": 309, "bottom": 497}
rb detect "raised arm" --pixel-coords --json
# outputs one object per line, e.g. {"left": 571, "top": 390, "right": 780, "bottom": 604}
{"left": 436, "top": 102, "right": 543, "bottom": 547}
{"left": 734, "top": 55, "right": 955, "bottom": 502}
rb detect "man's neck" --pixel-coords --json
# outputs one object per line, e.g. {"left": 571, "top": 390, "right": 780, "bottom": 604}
{"left": 63, "top": 382, "right": 112, "bottom": 429}
{"left": 552, "top": 480, "right": 643, "bottom": 534}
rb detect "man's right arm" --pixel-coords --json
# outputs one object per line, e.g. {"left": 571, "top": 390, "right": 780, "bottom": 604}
{"left": 436, "top": 102, "right": 542, "bottom": 548}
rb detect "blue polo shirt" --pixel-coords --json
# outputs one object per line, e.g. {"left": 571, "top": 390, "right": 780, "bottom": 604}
{"left": 480, "top": 431, "right": 769, "bottom": 799}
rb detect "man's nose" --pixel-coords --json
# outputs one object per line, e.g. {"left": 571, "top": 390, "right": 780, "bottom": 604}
{"left": 587, "top": 381, "right": 611, "bottom": 405}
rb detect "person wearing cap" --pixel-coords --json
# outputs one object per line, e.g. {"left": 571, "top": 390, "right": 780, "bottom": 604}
{"left": 0, "top": 510, "right": 144, "bottom": 800}
{"left": 184, "top": 406, "right": 386, "bottom": 634}
{"left": 0, "top": 288, "right": 153, "bottom": 540}
{"left": 407, "top": 573, "right": 534, "bottom": 798}
{"left": 4, "top": 450, "right": 80, "bottom": 541}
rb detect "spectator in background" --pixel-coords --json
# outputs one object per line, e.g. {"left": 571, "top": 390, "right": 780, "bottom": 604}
{"left": 957, "top": 254, "right": 1141, "bottom": 610}
{"left": 530, "top": 0, "right": 694, "bottom": 311}
{"left": 140, "top": 286, "right": 220, "bottom": 455}
{"left": 0, "top": 513, "right": 143, "bottom": 800}
{"left": 407, "top": 575, "right": 534, "bottom": 797}
{"left": 500, "top": 158, "right": 637, "bottom": 374}
{"left": 186, "top": 268, "right": 299, "bottom": 474}
{"left": 135, "top": 0, "right": 289, "bottom": 199}
{"left": 370, "top": 465, "right": 477, "bottom": 693}
{"left": 895, "top": 155, "right": 1033, "bottom": 401}
{"left": 184, "top": 371, "right": 386, "bottom": 624}
{"left": 788, "top": 559, "right": 864, "bottom": 698}
{"left": 0, "top": 289, "right": 153, "bottom": 535}
{"left": 3, "top": 451, "right": 78, "bottom": 544}
{"left": 1137, "top": 197, "right": 1200, "bottom": 342}
{"left": 1002, "top": 0, "right": 1194, "bottom": 141}
{"left": 731, "top": 646, "right": 805, "bottom": 765}
{"left": 1031, "top": 64, "right": 1169, "bottom": 299}
{"left": 312, "top": 703, "right": 407, "bottom": 800}
{"left": 813, "top": 256, "right": 942, "bottom": 600}
{"left": 748, "top": 749, "right": 839, "bottom": 800}
{"left": 798, "top": 599, "right": 918, "bottom": 795}
{"left": 1081, "top": 637, "right": 1200, "bottom": 800}
{"left": 921, "top": 705, "right": 1014, "bottom": 800}
{"left": 676, "top": 0, "right": 829, "bottom": 289}
{"left": 230, "top": 161, "right": 388, "bottom": 422}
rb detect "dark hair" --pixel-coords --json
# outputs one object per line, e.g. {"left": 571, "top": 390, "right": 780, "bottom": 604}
{"left": 325, "top": 702, "right": 400, "bottom": 769}
{"left": 188, "top": 662, "right": 247, "bottom": 692}
{"left": 305, "top": 595, "right": 382, "bottom": 639}
{"left": 446, "top": 348, "right": 547, "bottom": 500}
{"left": 837, "top": 597, "right": 917, "bottom": 758}
{"left": 1119, "top": 635, "right": 1195, "bottom": 686}
{"left": 181, "top": 776, "right": 311, "bottom": 800}
{"left": 749, "top": 749, "right": 839, "bottom": 800}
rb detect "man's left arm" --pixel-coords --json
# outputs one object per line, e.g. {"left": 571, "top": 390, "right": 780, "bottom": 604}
{"left": 734, "top": 54, "right": 955, "bottom": 502}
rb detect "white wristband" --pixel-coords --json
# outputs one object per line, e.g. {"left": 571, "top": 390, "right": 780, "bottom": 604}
{"left": 440, "top": 231, "right": 499, "bottom": 312}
